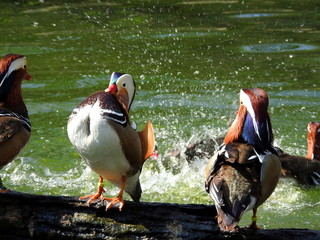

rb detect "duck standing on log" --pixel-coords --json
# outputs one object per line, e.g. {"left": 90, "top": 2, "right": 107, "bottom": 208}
{"left": 67, "top": 72, "right": 155, "bottom": 211}
{"left": 0, "top": 54, "right": 32, "bottom": 192}
{"left": 205, "top": 88, "right": 281, "bottom": 231}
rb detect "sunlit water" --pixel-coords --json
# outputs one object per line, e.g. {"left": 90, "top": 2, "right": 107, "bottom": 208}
{"left": 0, "top": 0, "right": 319, "bottom": 230}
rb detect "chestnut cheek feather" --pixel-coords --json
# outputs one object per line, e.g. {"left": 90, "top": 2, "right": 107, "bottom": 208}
{"left": 117, "top": 88, "right": 130, "bottom": 113}
{"left": 224, "top": 105, "right": 247, "bottom": 144}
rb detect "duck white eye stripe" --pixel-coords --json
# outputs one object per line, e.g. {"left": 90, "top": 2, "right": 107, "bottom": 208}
{"left": 266, "top": 120, "right": 270, "bottom": 141}
{"left": 0, "top": 73, "right": 9, "bottom": 87}
{"left": 0, "top": 57, "right": 26, "bottom": 88}
{"left": 240, "top": 90, "right": 262, "bottom": 140}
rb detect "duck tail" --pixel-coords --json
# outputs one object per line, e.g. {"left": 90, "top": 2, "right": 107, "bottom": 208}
{"left": 129, "top": 181, "right": 142, "bottom": 202}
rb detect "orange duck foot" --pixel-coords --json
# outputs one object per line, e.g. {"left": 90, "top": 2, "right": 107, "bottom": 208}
{"left": 103, "top": 196, "right": 125, "bottom": 211}
{"left": 79, "top": 177, "right": 106, "bottom": 206}
{"left": 0, "top": 180, "right": 10, "bottom": 193}
{"left": 247, "top": 218, "right": 263, "bottom": 230}
{"left": 79, "top": 192, "right": 104, "bottom": 206}
{"left": 0, "top": 188, "right": 10, "bottom": 193}
{"left": 246, "top": 209, "right": 263, "bottom": 230}
{"left": 247, "top": 221, "right": 263, "bottom": 230}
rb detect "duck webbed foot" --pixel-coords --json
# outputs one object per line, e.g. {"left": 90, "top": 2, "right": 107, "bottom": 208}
{"left": 0, "top": 177, "right": 10, "bottom": 193}
{"left": 103, "top": 196, "right": 125, "bottom": 211}
{"left": 102, "top": 176, "right": 126, "bottom": 211}
{"left": 80, "top": 176, "right": 105, "bottom": 205}
{"left": 247, "top": 208, "right": 263, "bottom": 230}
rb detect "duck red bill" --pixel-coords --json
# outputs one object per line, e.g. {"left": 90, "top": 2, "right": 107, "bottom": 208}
{"left": 105, "top": 83, "right": 117, "bottom": 93}
{"left": 25, "top": 73, "right": 32, "bottom": 80}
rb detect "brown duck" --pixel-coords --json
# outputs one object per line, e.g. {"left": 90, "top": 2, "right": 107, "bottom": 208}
{"left": 0, "top": 54, "right": 31, "bottom": 191}
{"left": 278, "top": 121, "right": 320, "bottom": 185}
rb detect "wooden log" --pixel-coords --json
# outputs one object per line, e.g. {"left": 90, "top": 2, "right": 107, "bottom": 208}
{"left": 0, "top": 191, "right": 319, "bottom": 240}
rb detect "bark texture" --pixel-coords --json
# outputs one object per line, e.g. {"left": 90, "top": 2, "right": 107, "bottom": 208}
{"left": 0, "top": 191, "right": 319, "bottom": 239}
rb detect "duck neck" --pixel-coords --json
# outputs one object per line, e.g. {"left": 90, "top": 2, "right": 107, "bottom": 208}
{"left": 4, "top": 83, "right": 28, "bottom": 118}
{"left": 306, "top": 123, "right": 320, "bottom": 160}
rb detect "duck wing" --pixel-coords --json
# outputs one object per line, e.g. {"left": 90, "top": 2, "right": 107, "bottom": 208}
{"left": 205, "top": 142, "right": 261, "bottom": 231}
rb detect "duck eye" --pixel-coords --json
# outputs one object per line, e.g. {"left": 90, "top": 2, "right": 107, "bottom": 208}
{"left": 122, "top": 83, "right": 126, "bottom": 87}
{"left": 23, "top": 65, "right": 26, "bottom": 69}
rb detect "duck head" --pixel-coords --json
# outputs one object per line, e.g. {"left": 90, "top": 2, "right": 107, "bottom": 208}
{"left": 105, "top": 72, "right": 136, "bottom": 112}
{"left": 0, "top": 54, "right": 31, "bottom": 115}
{"left": 0, "top": 54, "right": 31, "bottom": 100}
{"left": 224, "top": 88, "right": 273, "bottom": 151}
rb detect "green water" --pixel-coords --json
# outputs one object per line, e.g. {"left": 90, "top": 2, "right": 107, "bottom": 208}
{"left": 0, "top": 0, "right": 319, "bottom": 230}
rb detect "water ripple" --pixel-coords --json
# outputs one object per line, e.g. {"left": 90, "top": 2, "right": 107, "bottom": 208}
{"left": 243, "top": 43, "right": 318, "bottom": 53}
{"left": 234, "top": 13, "right": 274, "bottom": 18}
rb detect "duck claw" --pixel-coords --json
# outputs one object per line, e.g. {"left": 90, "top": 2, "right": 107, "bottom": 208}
{"left": 103, "top": 196, "right": 125, "bottom": 211}
{"left": 79, "top": 193, "right": 104, "bottom": 206}
{"left": 247, "top": 221, "right": 263, "bottom": 230}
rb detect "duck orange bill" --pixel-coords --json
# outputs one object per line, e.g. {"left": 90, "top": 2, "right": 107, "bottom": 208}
{"left": 105, "top": 83, "right": 117, "bottom": 93}
{"left": 25, "top": 73, "right": 32, "bottom": 80}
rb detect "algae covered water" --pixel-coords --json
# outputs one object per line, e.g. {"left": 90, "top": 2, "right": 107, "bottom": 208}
{"left": 0, "top": 0, "right": 319, "bottom": 230}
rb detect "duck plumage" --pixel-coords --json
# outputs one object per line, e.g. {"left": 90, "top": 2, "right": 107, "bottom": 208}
{"left": 0, "top": 54, "right": 31, "bottom": 191}
{"left": 278, "top": 121, "right": 320, "bottom": 185}
{"left": 307, "top": 122, "right": 320, "bottom": 160}
{"left": 205, "top": 88, "right": 281, "bottom": 231}
{"left": 67, "top": 72, "right": 155, "bottom": 210}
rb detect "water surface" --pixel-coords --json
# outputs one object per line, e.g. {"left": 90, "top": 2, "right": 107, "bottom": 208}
{"left": 0, "top": 0, "right": 319, "bottom": 230}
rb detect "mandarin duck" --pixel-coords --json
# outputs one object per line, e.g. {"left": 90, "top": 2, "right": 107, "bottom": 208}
{"left": 205, "top": 88, "right": 281, "bottom": 232}
{"left": 278, "top": 121, "right": 320, "bottom": 185}
{"left": 306, "top": 122, "right": 320, "bottom": 160}
{"left": 0, "top": 54, "right": 32, "bottom": 191}
{"left": 67, "top": 72, "right": 155, "bottom": 211}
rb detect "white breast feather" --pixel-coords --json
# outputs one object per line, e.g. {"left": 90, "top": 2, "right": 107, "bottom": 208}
{"left": 67, "top": 101, "right": 131, "bottom": 182}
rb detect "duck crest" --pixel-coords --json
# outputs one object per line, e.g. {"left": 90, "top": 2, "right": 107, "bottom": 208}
{"left": 110, "top": 72, "right": 125, "bottom": 84}
{"left": 0, "top": 54, "right": 31, "bottom": 118}
{"left": 224, "top": 88, "right": 273, "bottom": 153}
{"left": 0, "top": 54, "right": 26, "bottom": 95}
{"left": 0, "top": 54, "right": 24, "bottom": 78}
